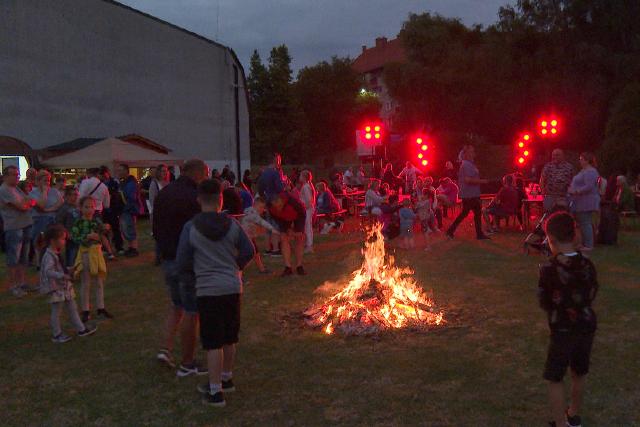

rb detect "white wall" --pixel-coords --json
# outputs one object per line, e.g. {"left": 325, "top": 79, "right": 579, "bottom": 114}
{"left": 0, "top": 0, "right": 250, "bottom": 174}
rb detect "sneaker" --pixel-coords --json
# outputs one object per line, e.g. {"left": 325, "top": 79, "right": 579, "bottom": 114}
{"left": 566, "top": 411, "right": 582, "bottom": 427}
{"left": 81, "top": 311, "right": 90, "bottom": 323}
{"left": 280, "top": 266, "right": 293, "bottom": 277}
{"left": 202, "top": 391, "right": 226, "bottom": 408}
{"left": 270, "top": 250, "right": 282, "bottom": 257}
{"left": 197, "top": 380, "right": 235, "bottom": 394}
{"left": 259, "top": 269, "right": 272, "bottom": 274}
{"left": 125, "top": 248, "right": 139, "bottom": 257}
{"left": 78, "top": 325, "right": 97, "bottom": 337}
{"left": 52, "top": 333, "right": 72, "bottom": 343}
{"left": 156, "top": 349, "right": 175, "bottom": 368}
{"left": 11, "top": 286, "right": 25, "bottom": 298}
{"left": 296, "top": 265, "right": 307, "bottom": 276}
{"left": 176, "top": 361, "right": 208, "bottom": 377}
{"left": 96, "top": 309, "right": 114, "bottom": 319}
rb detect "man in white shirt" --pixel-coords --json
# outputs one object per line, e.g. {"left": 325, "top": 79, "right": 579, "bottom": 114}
{"left": 398, "top": 161, "right": 418, "bottom": 194}
{"left": 343, "top": 167, "right": 354, "bottom": 188}
{"left": 78, "top": 168, "right": 110, "bottom": 218}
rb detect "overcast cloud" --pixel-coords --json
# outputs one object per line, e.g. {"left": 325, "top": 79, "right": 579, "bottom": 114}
{"left": 117, "top": 0, "right": 512, "bottom": 73}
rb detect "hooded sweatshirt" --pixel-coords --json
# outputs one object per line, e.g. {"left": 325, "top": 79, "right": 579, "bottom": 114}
{"left": 176, "top": 211, "right": 255, "bottom": 297}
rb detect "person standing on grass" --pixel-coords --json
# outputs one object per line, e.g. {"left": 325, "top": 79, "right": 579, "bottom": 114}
{"left": 55, "top": 186, "right": 81, "bottom": 268}
{"left": 257, "top": 152, "right": 285, "bottom": 256}
{"left": 241, "top": 197, "right": 279, "bottom": 274}
{"left": 40, "top": 224, "right": 97, "bottom": 343}
{"left": 398, "top": 161, "right": 419, "bottom": 194}
{"left": 445, "top": 145, "right": 491, "bottom": 241}
{"left": 71, "top": 197, "right": 113, "bottom": 323}
{"left": 299, "top": 170, "right": 315, "bottom": 252}
{"left": 78, "top": 168, "right": 110, "bottom": 219}
{"left": 153, "top": 159, "right": 210, "bottom": 376}
{"left": 99, "top": 166, "right": 124, "bottom": 256}
{"left": 269, "top": 191, "right": 307, "bottom": 276}
{"left": 30, "top": 170, "right": 64, "bottom": 268}
{"left": 176, "top": 179, "right": 255, "bottom": 408}
{"left": 568, "top": 152, "right": 600, "bottom": 251}
{"left": 0, "top": 165, "right": 34, "bottom": 297}
{"left": 540, "top": 149, "right": 574, "bottom": 212}
{"left": 538, "top": 212, "right": 598, "bottom": 427}
{"left": 117, "top": 164, "right": 144, "bottom": 257}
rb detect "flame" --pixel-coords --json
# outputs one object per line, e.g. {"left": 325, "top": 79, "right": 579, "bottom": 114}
{"left": 306, "top": 224, "right": 444, "bottom": 335}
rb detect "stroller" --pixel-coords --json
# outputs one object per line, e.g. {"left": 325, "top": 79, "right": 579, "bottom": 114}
{"left": 523, "top": 202, "right": 569, "bottom": 255}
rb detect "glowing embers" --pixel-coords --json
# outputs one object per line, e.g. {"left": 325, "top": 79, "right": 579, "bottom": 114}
{"left": 304, "top": 224, "right": 445, "bottom": 335}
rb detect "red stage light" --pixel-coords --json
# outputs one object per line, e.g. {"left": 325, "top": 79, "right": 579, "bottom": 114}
{"left": 551, "top": 119, "right": 558, "bottom": 126}
{"left": 374, "top": 125, "right": 381, "bottom": 132}
{"left": 365, "top": 126, "right": 371, "bottom": 132}
{"left": 551, "top": 128, "right": 557, "bottom": 135}
{"left": 416, "top": 137, "right": 423, "bottom": 144}
{"left": 421, "top": 145, "right": 428, "bottom": 151}
{"left": 523, "top": 134, "right": 531, "bottom": 141}
{"left": 541, "top": 121, "right": 548, "bottom": 127}
{"left": 518, "top": 157, "right": 525, "bottom": 164}
{"left": 524, "top": 150, "right": 530, "bottom": 156}
{"left": 417, "top": 153, "right": 423, "bottom": 159}
{"left": 421, "top": 160, "right": 428, "bottom": 166}
{"left": 365, "top": 133, "right": 372, "bottom": 140}
{"left": 518, "top": 141, "right": 524, "bottom": 148}
{"left": 374, "top": 133, "right": 381, "bottom": 139}
{"left": 541, "top": 129, "right": 548, "bottom": 135}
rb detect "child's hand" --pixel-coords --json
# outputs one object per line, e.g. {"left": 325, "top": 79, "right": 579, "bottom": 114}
{"left": 87, "top": 232, "right": 100, "bottom": 241}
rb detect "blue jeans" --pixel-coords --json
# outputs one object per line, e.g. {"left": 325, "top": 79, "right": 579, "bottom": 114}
{"left": 120, "top": 212, "right": 137, "bottom": 242}
{"left": 4, "top": 225, "right": 32, "bottom": 267}
{"left": 575, "top": 211, "right": 596, "bottom": 249}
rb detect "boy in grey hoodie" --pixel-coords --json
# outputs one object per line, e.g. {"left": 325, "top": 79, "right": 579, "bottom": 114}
{"left": 176, "top": 179, "right": 255, "bottom": 408}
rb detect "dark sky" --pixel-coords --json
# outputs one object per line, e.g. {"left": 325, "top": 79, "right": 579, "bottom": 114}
{"left": 118, "top": 0, "right": 512, "bottom": 74}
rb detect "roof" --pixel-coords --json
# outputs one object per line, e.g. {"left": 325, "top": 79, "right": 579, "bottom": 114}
{"left": 0, "top": 136, "right": 35, "bottom": 156}
{"left": 352, "top": 38, "right": 406, "bottom": 74}
{"left": 38, "top": 134, "right": 171, "bottom": 159}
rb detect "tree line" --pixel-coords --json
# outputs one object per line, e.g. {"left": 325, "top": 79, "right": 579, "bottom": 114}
{"left": 248, "top": 0, "right": 640, "bottom": 175}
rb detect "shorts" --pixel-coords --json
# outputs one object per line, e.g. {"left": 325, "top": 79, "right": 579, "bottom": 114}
{"left": 275, "top": 215, "right": 305, "bottom": 234}
{"left": 4, "top": 225, "right": 32, "bottom": 267}
{"left": 162, "top": 260, "right": 197, "bottom": 314}
{"left": 32, "top": 215, "right": 55, "bottom": 243}
{"left": 543, "top": 332, "right": 595, "bottom": 382}
{"left": 120, "top": 212, "right": 137, "bottom": 241}
{"left": 198, "top": 294, "right": 241, "bottom": 350}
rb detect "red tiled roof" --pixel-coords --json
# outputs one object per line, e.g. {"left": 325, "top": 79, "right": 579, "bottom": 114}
{"left": 352, "top": 38, "right": 406, "bottom": 74}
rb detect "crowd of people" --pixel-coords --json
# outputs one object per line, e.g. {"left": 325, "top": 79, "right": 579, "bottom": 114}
{"left": 0, "top": 146, "right": 637, "bottom": 417}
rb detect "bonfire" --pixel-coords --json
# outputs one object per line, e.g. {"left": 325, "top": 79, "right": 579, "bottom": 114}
{"left": 304, "top": 224, "right": 445, "bottom": 335}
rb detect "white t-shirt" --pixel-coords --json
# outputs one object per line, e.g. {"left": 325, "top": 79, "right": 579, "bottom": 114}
{"left": 78, "top": 176, "right": 110, "bottom": 212}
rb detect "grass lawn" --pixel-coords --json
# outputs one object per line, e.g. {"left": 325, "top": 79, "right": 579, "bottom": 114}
{"left": 1, "top": 216, "right": 639, "bottom": 426}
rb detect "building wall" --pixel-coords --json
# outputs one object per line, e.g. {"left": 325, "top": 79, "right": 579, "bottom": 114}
{"left": 0, "top": 0, "right": 250, "bottom": 173}
{"left": 364, "top": 70, "right": 397, "bottom": 131}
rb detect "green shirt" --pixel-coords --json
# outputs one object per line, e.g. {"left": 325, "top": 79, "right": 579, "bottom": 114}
{"left": 71, "top": 218, "right": 104, "bottom": 247}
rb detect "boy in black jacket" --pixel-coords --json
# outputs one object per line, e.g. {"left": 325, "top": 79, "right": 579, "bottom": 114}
{"left": 538, "top": 212, "right": 598, "bottom": 427}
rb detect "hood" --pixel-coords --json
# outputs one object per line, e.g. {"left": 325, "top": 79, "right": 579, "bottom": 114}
{"left": 193, "top": 212, "right": 231, "bottom": 241}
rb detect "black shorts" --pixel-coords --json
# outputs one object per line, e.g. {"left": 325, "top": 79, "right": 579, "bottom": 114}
{"left": 197, "top": 294, "right": 241, "bottom": 350}
{"left": 543, "top": 332, "right": 595, "bottom": 382}
{"left": 276, "top": 216, "right": 305, "bottom": 233}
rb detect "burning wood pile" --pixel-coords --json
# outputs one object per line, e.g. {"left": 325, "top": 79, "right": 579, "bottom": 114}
{"left": 304, "top": 224, "right": 445, "bottom": 335}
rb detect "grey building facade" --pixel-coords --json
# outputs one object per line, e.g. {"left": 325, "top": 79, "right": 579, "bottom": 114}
{"left": 1, "top": 0, "right": 250, "bottom": 175}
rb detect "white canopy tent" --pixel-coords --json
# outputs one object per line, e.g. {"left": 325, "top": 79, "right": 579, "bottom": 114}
{"left": 39, "top": 137, "right": 183, "bottom": 171}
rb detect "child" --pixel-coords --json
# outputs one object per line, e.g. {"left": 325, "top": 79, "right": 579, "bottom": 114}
{"left": 241, "top": 197, "right": 279, "bottom": 274}
{"left": 55, "top": 186, "right": 81, "bottom": 268}
{"left": 40, "top": 224, "right": 97, "bottom": 343}
{"left": 538, "top": 212, "right": 598, "bottom": 427}
{"left": 416, "top": 188, "right": 435, "bottom": 250}
{"left": 71, "top": 197, "right": 112, "bottom": 323}
{"left": 316, "top": 182, "right": 343, "bottom": 234}
{"left": 176, "top": 179, "right": 255, "bottom": 407}
{"left": 398, "top": 198, "right": 416, "bottom": 249}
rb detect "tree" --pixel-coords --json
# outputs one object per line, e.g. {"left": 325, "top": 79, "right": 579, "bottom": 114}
{"left": 247, "top": 50, "right": 270, "bottom": 162}
{"left": 600, "top": 83, "right": 640, "bottom": 175}
{"left": 294, "top": 57, "right": 376, "bottom": 160}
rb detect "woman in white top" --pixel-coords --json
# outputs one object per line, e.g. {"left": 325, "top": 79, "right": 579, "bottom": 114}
{"left": 365, "top": 179, "right": 386, "bottom": 216}
{"left": 299, "top": 170, "right": 316, "bottom": 253}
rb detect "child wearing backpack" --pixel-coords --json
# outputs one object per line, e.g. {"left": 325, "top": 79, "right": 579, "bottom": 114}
{"left": 71, "top": 197, "right": 113, "bottom": 323}
{"left": 40, "top": 224, "right": 97, "bottom": 343}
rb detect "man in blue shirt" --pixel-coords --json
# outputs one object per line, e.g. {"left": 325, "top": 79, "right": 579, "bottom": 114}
{"left": 446, "top": 145, "right": 491, "bottom": 240}
{"left": 257, "top": 153, "right": 284, "bottom": 203}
